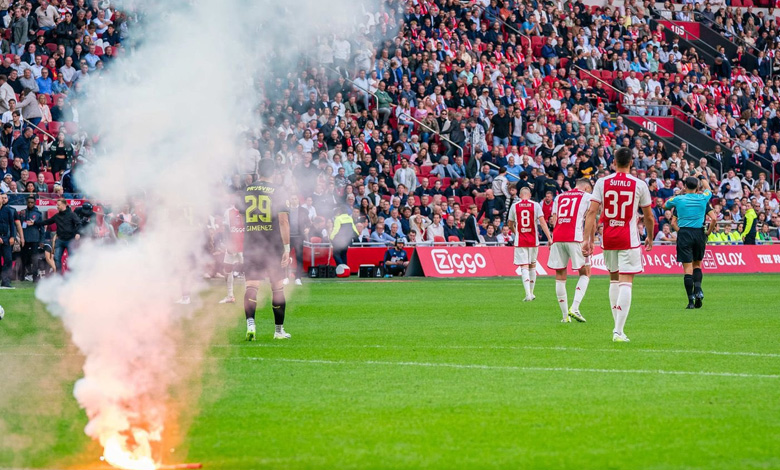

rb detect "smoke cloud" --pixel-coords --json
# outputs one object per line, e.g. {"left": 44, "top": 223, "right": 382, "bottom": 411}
{"left": 35, "top": 0, "right": 381, "bottom": 468}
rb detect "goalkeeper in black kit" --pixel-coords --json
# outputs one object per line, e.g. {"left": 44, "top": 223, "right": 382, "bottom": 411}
{"left": 243, "top": 159, "right": 292, "bottom": 341}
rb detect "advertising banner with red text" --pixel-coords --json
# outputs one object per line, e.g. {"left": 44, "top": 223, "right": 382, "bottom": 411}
{"left": 625, "top": 116, "right": 675, "bottom": 138}
{"left": 407, "top": 245, "right": 780, "bottom": 277}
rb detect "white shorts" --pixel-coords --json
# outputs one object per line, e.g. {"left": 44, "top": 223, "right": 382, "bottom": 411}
{"left": 603, "top": 248, "right": 643, "bottom": 274}
{"left": 513, "top": 247, "right": 539, "bottom": 266}
{"left": 223, "top": 252, "right": 244, "bottom": 265}
{"left": 547, "top": 242, "right": 590, "bottom": 271}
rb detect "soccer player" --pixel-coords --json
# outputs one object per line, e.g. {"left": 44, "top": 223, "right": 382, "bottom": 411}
{"left": 508, "top": 187, "right": 552, "bottom": 301}
{"left": 664, "top": 170, "right": 715, "bottom": 309}
{"left": 218, "top": 201, "right": 245, "bottom": 304}
{"left": 243, "top": 159, "right": 292, "bottom": 341}
{"left": 583, "top": 147, "right": 655, "bottom": 342}
{"left": 548, "top": 178, "right": 593, "bottom": 323}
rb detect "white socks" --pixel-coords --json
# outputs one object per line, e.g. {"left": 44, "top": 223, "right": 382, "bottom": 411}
{"left": 529, "top": 267, "right": 537, "bottom": 295}
{"left": 555, "top": 280, "right": 568, "bottom": 319}
{"left": 609, "top": 280, "right": 619, "bottom": 322}
{"left": 614, "top": 282, "right": 633, "bottom": 335}
{"left": 521, "top": 267, "right": 531, "bottom": 297}
{"left": 246, "top": 318, "right": 255, "bottom": 328}
{"left": 227, "top": 271, "right": 234, "bottom": 298}
{"left": 571, "top": 275, "right": 589, "bottom": 310}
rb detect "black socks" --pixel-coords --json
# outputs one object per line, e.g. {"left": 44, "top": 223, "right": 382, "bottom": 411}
{"left": 692, "top": 268, "right": 702, "bottom": 295}
{"left": 244, "top": 286, "right": 258, "bottom": 320}
{"left": 272, "top": 288, "right": 286, "bottom": 326}
{"left": 684, "top": 274, "right": 694, "bottom": 300}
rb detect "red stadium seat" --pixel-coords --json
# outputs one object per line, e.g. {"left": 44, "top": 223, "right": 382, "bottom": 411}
{"left": 441, "top": 177, "right": 451, "bottom": 189}
{"left": 428, "top": 176, "right": 439, "bottom": 187}
{"left": 45, "top": 43, "right": 57, "bottom": 53}
{"left": 475, "top": 195, "right": 486, "bottom": 210}
{"left": 48, "top": 122, "right": 61, "bottom": 135}
{"left": 420, "top": 166, "right": 432, "bottom": 176}
{"left": 381, "top": 195, "right": 391, "bottom": 202}
{"left": 412, "top": 196, "right": 421, "bottom": 206}
{"left": 42, "top": 171, "right": 54, "bottom": 184}
{"left": 95, "top": 46, "right": 104, "bottom": 56}
{"left": 447, "top": 236, "right": 461, "bottom": 243}
{"left": 433, "top": 236, "right": 446, "bottom": 244}
{"left": 452, "top": 196, "right": 461, "bottom": 205}
{"left": 461, "top": 196, "right": 474, "bottom": 207}
{"left": 64, "top": 122, "right": 79, "bottom": 134}
{"left": 731, "top": 0, "right": 743, "bottom": 6}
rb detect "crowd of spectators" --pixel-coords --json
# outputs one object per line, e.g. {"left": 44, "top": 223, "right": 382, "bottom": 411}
{"left": 0, "top": 0, "right": 126, "bottom": 287}
{"left": 241, "top": 0, "right": 780, "bottom": 256}
{"left": 4, "top": 0, "right": 780, "bottom": 287}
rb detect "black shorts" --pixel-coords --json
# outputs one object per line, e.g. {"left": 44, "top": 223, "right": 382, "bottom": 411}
{"left": 676, "top": 227, "right": 707, "bottom": 264}
{"left": 243, "top": 248, "right": 284, "bottom": 283}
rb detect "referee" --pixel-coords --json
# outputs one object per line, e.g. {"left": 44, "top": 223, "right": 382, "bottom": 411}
{"left": 664, "top": 169, "right": 716, "bottom": 309}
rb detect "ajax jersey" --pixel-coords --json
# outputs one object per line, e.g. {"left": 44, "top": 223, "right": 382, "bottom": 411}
{"left": 591, "top": 173, "right": 651, "bottom": 250}
{"left": 551, "top": 189, "right": 592, "bottom": 243}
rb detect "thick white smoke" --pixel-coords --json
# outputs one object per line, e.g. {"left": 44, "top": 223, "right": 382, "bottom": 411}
{"left": 35, "top": 0, "right": 381, "bottom": 468}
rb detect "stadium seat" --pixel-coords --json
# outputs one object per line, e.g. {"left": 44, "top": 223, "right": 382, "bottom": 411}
{"left": 64, "top": 122, "right": 79, "bottom": 134}
{"left": 420, "top": 166, "right": 431, "bottom": 176}
{"left": 452, "top": 196, "right": 461, "bottom": 205}
{"left": 45, "top": 43, "right": 57, "bottom": 53}
{"left": 95, "top": 46, "right": 104, "bottom": 56}
{"left": 731, "top": 0, "right": 743, "bottom": 5}
{"left": 381, "top": 195, "right": 391, "bottom": 202}
{"left": 433, "top": 236, "right": 446, "bottom": 245}
{"left": 461, "top": 196, "right": 474, "bottom": 207}
{"left": 412, "top": 196, "right": 421, "bottom": 206}
{"left": 447, "top": 236, "right": 461, "bottom": 243}
{"left": 475, "top": 195, "right": 486, "bottom": 210}
{"left": 48, "top": 122, "right": 61, "bottom": 135}
{"left": 428, "top": 176, "right": 439, "bottom": 187}
{"left": 441, "top": 177, "right": 451, "bottom": 189}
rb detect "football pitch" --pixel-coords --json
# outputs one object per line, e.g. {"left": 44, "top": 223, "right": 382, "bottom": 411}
{"left": 1, "top": 274, "right": 779, "bottom": 470}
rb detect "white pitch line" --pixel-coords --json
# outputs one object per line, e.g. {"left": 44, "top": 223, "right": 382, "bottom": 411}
{"left": 3, "top": 345, "right": 780, "bottom": 360}
{"left": 243, "top": 356, "right": 780, "bottom": 380}
{"left": 210, "top": 343, "right": 780, "bottom": 359}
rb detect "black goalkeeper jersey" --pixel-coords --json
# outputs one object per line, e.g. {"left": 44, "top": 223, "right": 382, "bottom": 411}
{"left": 243, "top": 180, "right": 289, "bottom": 252}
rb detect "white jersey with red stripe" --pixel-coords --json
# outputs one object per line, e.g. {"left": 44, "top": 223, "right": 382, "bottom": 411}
{"left": 551, "top": 188, "right": 592, "bottom": 243}
{"left": 508, "top": 199, "right": 543, "bottom": 248}
{"left": 224, "top": 206, "right": 245, "bottom": 253}
{"left": 591, "top": 172, "right": 652, "bottom": 250}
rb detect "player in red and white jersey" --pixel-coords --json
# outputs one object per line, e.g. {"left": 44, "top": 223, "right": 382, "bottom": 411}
{"left": 583, "top": 147, "right": 655, "bottom": 342}
{"left": 219, "top": 203, "right": 245, "bottom": 304}
{"left": 548, "top": 178, "right": 593, "bottom": 323}
{"left": 507, "top": 187, "right": 552, "bottom": 302}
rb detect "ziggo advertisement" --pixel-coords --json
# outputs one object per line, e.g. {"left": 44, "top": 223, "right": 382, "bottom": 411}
{"left": 411, "top": 246, "right": 780, "bottom": 277}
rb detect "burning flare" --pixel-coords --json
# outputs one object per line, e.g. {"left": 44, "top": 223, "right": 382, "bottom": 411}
{"left": 102, "top": 431, "right": 157, "bottom": 470}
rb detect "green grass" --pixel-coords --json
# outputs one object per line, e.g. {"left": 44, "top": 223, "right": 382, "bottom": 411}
{"left": 2, "top": 275, "right": 780, "bottom": 469}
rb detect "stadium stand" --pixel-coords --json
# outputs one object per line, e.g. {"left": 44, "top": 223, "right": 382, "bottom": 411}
{"left": 2, "top": 0, "right": 780, "bottom": 281}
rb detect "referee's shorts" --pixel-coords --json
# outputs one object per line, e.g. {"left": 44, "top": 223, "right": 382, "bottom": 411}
{"left": 676, "top": 227, "right": 707, "bottom": 264}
